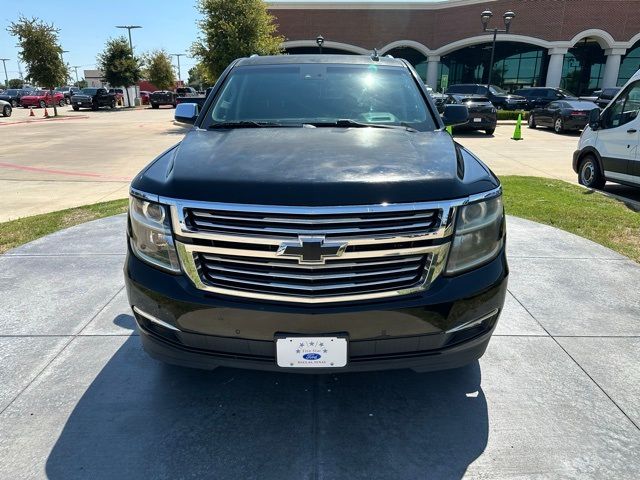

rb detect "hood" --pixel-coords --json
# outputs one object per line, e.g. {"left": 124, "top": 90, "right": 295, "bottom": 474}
{"left": 133, "top": 127, "right": 498, "bottom": 206}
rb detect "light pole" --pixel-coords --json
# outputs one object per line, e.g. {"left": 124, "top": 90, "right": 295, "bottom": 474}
{"left": 116, "top": 25, "right": 142, "bottom": 105}
{"left": 316, "top": 35, "right": 324, "bottom": 54}
{"left": 481, "top": 10, "right": 515, "bottom": 92}
{"left": 61, "top": 50, "right": 69, "bottom": 85}
{"left": 72, "top": 65, "right": 81, "bottom": 86}
{"left": 0, "top": 58, "right": 9, "bottom": 88}
{"left": 170, "top": 53, "right": 186, "bottom": 83}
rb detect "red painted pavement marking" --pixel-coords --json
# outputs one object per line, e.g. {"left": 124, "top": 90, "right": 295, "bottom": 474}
{"left": 0, "top": 162, "right": 131, "bottom": 181}
{"left": 0, "top": 115, "right": 90, "bottom": 126}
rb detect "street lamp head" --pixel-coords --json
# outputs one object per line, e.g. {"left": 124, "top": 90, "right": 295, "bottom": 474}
{"left": 503, "top": 11, "right": 515, "bottom": 31}
{"left": 481, "top": 10, "right": 493, "bottom": 28}
{"left": 316, "top": 35, "right": 325, "bottom": 47}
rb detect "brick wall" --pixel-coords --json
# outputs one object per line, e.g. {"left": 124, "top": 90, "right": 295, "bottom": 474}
{"left": 270, "top": 0, "right": 640, "bottom": 50}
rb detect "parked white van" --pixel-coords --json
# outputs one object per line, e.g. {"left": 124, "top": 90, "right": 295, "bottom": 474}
{"left": 573, "top": 69, "right": 640, "bottom": 189}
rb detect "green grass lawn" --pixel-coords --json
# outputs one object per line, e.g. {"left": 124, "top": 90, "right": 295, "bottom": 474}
{"left": 0, "top": 199, "right": 128, "bottom": 254}
{"left": 500, "top": 176, "right": 640, "bottom": 262}
{"left": 0, "top": 177, "right": 638, "bottom": 262}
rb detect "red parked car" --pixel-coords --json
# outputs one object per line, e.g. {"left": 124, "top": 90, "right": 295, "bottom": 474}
{"left": 20, "top": 90, "right": 66, "bottom": 108}
{"left": 140, "top": 91, "right": 151, "bottom": 105}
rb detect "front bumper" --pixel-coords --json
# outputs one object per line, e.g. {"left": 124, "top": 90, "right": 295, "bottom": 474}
{"left": 125, "top": 243, "right": 508, "bottom": 373}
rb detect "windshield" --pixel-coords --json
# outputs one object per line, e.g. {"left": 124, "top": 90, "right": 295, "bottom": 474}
{"left": 205, "top": 64, "right": 435, "bottom": 131}
{"left": 80, "top": 88, "right": 98, "bottom": 95}
{"left": 489, "top": 85, "right": 508, "bottom": 95}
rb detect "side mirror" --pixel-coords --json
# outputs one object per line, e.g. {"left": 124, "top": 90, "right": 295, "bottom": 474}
{"left": 441, "top": 104, "right": 469, "bottom": 127}
{"left": 588, "top": 108, "right": 601, "bottom": 130}
{"left": 175, "top": 103, "right": 199, "bottom": 125}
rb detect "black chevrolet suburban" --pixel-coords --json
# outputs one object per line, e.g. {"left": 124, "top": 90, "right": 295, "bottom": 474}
{"left": 125, "top": 55, "right": 508, "bottom": 373}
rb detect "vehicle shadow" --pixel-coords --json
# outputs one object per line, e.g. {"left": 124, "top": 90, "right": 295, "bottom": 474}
{"left": 45, "top": 316, "right": 488, "bottom": 480}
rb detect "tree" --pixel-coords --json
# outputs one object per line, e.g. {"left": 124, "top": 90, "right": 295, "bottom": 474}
{"left": 8, "top": 16, "right": 69, "bottom": 116}
{"left": 8, "top": 78, "right": 23, "bottom": 88}
{"left": 97, "top": 36, "right": 142, "bottom": 107}
{"left": 144, "top": 50, "right": 175, "bottom": 91}
{"left": 191, "top": 0, "right": 283, "bottom": 81}
{"left": 75, "top": 78, "right": 88, "bottom": 89}
{"left": 187, "top": 62, "right": 211, "bottom": 90}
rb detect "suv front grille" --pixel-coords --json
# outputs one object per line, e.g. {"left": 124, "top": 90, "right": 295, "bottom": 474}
{"left": 160, "top": 198, "right": 466, "bottom": 304}
{"left": 185, "top": 206, "right": 440, "bottom": 239}
{"left": 197, "top": 252, "right": 431, "bottom": 298}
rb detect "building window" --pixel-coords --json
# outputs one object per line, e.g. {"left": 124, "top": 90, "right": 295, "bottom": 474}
{"left": 618, "top": 42, "right": 640, "bottom": 86}
{"left": 560, "top": 41, "right": 606, "bottom": 96}
{"left": 438, "top": 42, "right": 547, "bottom": 92}
{"left": 385, "top": 47, "right": 428, "bottom": 82}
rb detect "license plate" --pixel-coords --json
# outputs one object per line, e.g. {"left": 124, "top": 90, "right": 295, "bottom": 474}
{"left": 473, "top": 117, "right": 482, "bottom": 122}
{"left": 276, "top": 336, "right": 347, "bottom": 368}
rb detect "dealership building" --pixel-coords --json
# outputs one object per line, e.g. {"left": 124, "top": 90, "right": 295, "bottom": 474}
{"left": 269, "top": 0, "right": 640, "bottom": 95}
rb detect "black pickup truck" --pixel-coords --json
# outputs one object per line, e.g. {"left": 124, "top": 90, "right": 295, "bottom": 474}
{"left": 149, "top": 90, "right": 177, "bottom": 109}
{"left": 125, "top": 55, "right": 508, "bottom": 373}
{"left": 70, "top": 87, "right": 117, "bottom": 110}
{"left": 175, "top": 86, "right": 214, "bottom": 109}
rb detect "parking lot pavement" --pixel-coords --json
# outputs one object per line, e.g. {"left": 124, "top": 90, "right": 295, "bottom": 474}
{"left": 2, "top": 109, "right": 638, "bottom": 221}
{"left": 453, "top": 125, "right": 581, "bottom": 182}
{"left": 0, "top": 105, "right": 184, "bottom": 222}
{"left": 0, "top": 215, "right": 638, "bottom": 479}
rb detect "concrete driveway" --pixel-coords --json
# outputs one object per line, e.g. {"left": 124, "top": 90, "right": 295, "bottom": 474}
{"left": 0, "top": 215, "right": 639, "bottom": 479}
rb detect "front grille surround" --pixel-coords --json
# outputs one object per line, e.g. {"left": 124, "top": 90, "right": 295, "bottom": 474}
{"left": 129, "top": 187, "right": 502, "bottom": 304}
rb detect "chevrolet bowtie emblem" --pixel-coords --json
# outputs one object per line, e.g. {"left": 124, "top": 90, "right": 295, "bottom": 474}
{"left": 277, "top": 236, "right": 348, "bottom": 264}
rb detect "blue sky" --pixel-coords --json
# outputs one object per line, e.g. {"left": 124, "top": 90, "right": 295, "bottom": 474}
{"left": 0, "top": 0, "right": 442, "bottom": 82}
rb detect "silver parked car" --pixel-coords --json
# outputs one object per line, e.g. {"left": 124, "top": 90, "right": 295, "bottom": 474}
{"left": 0, "top": 99, "right": 12, "bottom": 117}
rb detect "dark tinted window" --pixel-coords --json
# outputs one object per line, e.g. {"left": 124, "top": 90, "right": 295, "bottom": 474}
{"left": 602, "top": 81, "right": 640, "bottom": 129}
{"left": 207, "top": 64, "right": 435, "bottom": 131}
{"left": 447, "top": 85, "right": 477, "bottom": 94}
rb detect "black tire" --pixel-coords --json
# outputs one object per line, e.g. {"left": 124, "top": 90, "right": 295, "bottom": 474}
{"left": 91, "top": 102, "right": 98, "bottom": 111}
{"left": 151, "top": 103, "right": 159, "bottom": 109}
{"left": 65, "top": 97, "right": 71, "bottom": 105}
{"left": 528, "top": 114, "right": 536, "bottom": 128}
{"left": 172, "top": 103, "right": 177, "bottom": 109}
{"left": 485, "top": 128, "right": 495, "bottom": 135}
{"left": 553, "top": 116, "right": 564, "bottom": 134}
{"left": 59, "top": 99, "right": 65, "bottom": 107}
{"left": 39, "top": 100, "right": 46, "bottom": 108}
{"left": 110, "top": 100, "right": 116, "bottom": 109}
{"left": 3, "top": 105, "right": 11, "bottom": 117}
{"left": 578, "top": 154, "right": 605, "bottom": 189}
{"left": 11, "top": 99, "right": 17, "bottom": 107}
{"left": 72, "top": 105, "right": 80, "bottom": 111}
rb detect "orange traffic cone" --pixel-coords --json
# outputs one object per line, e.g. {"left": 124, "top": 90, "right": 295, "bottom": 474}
{"left": 29, "top": 106, "right": 35, "bottom": 117}
{"left": 43, "top": 107, "right": 49, "bottom": 118}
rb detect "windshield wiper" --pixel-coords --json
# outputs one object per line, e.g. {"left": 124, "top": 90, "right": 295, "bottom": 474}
{"left": 310, "top": 119, "right": 418, "bottom": 132}
{"left": 208, "top": 121, "right": 297, "bottom": 129}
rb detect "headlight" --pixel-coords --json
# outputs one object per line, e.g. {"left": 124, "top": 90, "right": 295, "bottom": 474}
{"left": 446, "top": 195, "right": 504, "bottom": 275}
{"left": 128, "top": 196, "right": 181, "bottom": 273}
